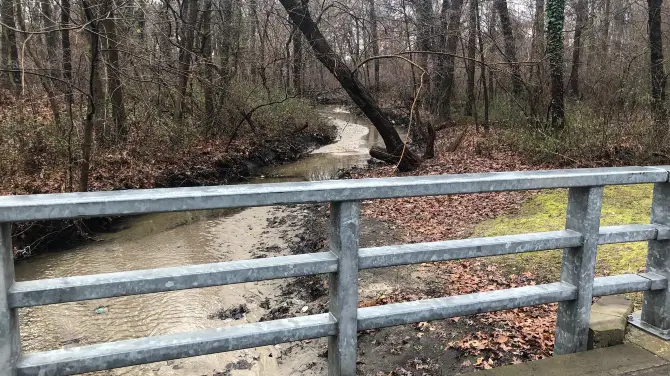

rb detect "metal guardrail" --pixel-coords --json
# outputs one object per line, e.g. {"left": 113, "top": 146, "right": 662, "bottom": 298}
{"left": 2, "top": 166, "right": 670, "bottom": 376}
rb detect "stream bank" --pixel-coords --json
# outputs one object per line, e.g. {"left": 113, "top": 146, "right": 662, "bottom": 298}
{"left": 13, "top": 112, "right": 338, "bottom": 257}
{"left": 15, "top": 106, "right": 385, "bottom": 376}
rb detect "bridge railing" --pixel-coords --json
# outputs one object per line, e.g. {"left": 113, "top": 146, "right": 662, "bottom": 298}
{"left": 2, "top": 166, "right": 670, "bottom": 376}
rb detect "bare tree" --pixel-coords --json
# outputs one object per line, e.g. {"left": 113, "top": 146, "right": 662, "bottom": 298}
{"left": 647, "top": 0, "right": 667, "bottom": 136}
{"left": 41, "top": 0, "right": 58, "bottom": 76}
{"left": 568, "top": 0, "right": 588, "bottom": 97}
{"left": 1, "top": 0, "right": 20, "bottom": 90}
{"left": 292, "top": 25, "right": 303, "bottom": 95}
{"left": 547, "top": 0, "right": 566, "bottom": 129}
{"left": 465, "top": 0, "right": 477, "bottom": 116}
{"left": 279, "top": 0, "right": 421, "bottom": 170}
{"left": 433, "top": 0, "right": 465, "bottom": 121}
{"left": 101, "top": 0, "right": 126, "bottom": 140}
{"left": 494, "top": 0, "right": 522, "bottom": 95}
{"left": 369, "top": 0, "right": 380, "bottom": 93}
{"left": 80, "top": 0, "right": 102, "bottom": 192}
{"left": 202, "top": 0, "right": 214, "bottom": 121}
{"left": 175, "top": 0, "right": 200, "bottom": 122}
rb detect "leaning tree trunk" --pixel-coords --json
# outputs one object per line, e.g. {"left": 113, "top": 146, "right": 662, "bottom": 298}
{"left": 648, "top": 0, "right": 667, "bottom": 138}
{"left": 547, "top": 0, "right": 566, "bottom": 129}
{"left": 279, "top": 0, "right": 420, "bottom": 170}
{"left": 494, "top": 0, "right": 523, "bottom": 95}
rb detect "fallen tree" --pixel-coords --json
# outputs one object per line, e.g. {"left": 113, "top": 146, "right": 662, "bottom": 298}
{"left": 279, "top": 0, "right": 421, "bottom": 171}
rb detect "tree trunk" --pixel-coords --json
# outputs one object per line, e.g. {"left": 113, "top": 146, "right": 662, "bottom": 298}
{"left": 434, "top": 0, "right": 465, "bottom": 121}
{"left": 101, "top": 2, "right": 126, "bottom": 140}
{"left": 611, "top": 0, "right": 624, "bottom": 56}
{"left": 1, "top": 0, "right": 20, "bottom": 91}
{"left": 202, "top": 0, "right": 214, "bottom": 120}
{"left": 531, "top": 0, "right": 545, "bottom": 67}
{"left": 136, "top": 0, "right": 146, "bottom": 42}
{"left": 41, "top": 0, "right": 58, "bottom": 76}
{"left": 292, "top": 25, "right": 303, "bottom": 95}
{"left": 175, "top": 0, "right": 199, "bottom": 122}
{"left": 279, "top": 0, "right": 420, "bottom": 170}
{"left": 529, "top": 0, "right": 545, "bottom": 121}
{"left": 568, "top": 0, "right": 587, "bottom": 97}
{"left": 465, "top": 0, "right": 477, "bottom": 116}
{"left": 61, "top": 0, "right": 74, "bottom": 189}
{"left": 80, "top": 0, "right": 102, "bottom": 192}
{"left": 475, "top": 0, "right": 489, "bottom": 132}
{"left": 494, "top": 0, "right": 522, "bottom": 95}
{"left": 547, "top": 0, "right": 566, "bottom": 129}
{"left": 648, "top": 0, "right": 667, "bottom": 137}
{"left": 369, "top": 0, "right": 380, "bottom": 93}
{"left": 219, "top": 0, "right": 234, "bottom": 86}
{"left": 415, "top": 0, "right": 436, "bottom": 158}
{"left": 487, "top": 3, "right": 496, "bottom": 100}
{"left": 601, "top": 0, "right": 610, "bottom": 55}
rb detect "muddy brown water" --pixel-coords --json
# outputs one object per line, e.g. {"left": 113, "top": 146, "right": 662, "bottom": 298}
{"left": 15, "top": 107, "right": 384, "bottom": 376}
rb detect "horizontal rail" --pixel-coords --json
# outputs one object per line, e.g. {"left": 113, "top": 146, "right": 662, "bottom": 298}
{"left": 359, "top": 230, "right": 582, "bottom": 269}
{"left": 11, "top": 224, "right": 667, "bottom": 308}
{"left": 597, "top": 224, "right": 669, "bottom": 244}
{"left": 592, "top": 273, "right": 666, "bottom": 296}
{"left": 0, "top": 167, "right": 665, "bottom": 222}
{"left": 9, "top": 252, "right": 338, "bottom": 308}
{"left": 358, "top": 282, "right": 577, "bottom": 330}
{"left": 18, "top": 272, "right": 664, "bottom": 376}
{"left": 16, "top": 314, "right": 337, "bottom": 376}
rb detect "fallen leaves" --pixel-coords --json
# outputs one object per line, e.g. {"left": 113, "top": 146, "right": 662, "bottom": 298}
{"left": 350, "top": 133, "right": 540, "bottom": 244}
{"left": 351, "top": 131, "right": 559, "bottom": 371}
{"left": 436, "top": 260, "right": 558, "bottom": 366}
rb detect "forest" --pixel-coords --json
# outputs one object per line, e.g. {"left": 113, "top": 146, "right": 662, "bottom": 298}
{"left": 3, "top": 0, "right": 669, "bottom": 371}
{"left": 0, "top": 0, "right": 667, "bottom": 193}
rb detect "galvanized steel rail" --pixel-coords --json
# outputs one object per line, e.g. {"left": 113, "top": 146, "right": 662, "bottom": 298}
{"left": 3, "top": 166, "right": 670, "bottom": 375}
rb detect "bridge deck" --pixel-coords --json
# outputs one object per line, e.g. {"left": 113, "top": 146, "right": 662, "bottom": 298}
{"left": 476, "top": 343, "right": 670, "bottom": 375}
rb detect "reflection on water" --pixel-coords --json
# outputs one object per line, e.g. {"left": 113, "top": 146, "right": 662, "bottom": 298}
{"left": 14, "top": 106, "right": 383, "bottom": 375}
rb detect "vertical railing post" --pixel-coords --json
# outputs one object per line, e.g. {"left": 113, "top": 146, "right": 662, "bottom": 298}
{"left": 640, "top": 182, "right": 670, "bottom": 334}
{"left": 327, "top": 201, "right": 360, "bottom": 376}
{"left": 554, "top": 186, "right": 603, "bottom": 355}
{"left": 0, "top": 223, "right": 19, "bottom": 375}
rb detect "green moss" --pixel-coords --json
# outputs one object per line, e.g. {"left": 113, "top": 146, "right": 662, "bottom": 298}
{"left": 473, "top": 185, "right": 653, "bottom": 280}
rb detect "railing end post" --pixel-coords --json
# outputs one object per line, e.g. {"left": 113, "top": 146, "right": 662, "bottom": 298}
{"left": 0, "top": 223, "right": 19, "bottom": 375}
{"left": 638, "top": 182, "right": 670, "bottom": 338}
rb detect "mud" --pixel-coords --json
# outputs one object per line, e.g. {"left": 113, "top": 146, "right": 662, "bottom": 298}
{"left": 209, "top": 304, "right": 250, "bottom": 321}
{"left": 260, "top": 205, "right": 498, "bottom": 375}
